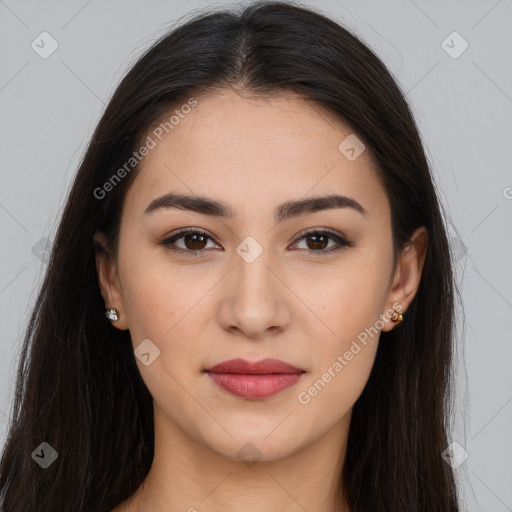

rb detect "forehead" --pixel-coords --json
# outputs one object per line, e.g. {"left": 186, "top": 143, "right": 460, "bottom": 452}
{"left": 124, "top": 89, "right": 390, "bottom": 224}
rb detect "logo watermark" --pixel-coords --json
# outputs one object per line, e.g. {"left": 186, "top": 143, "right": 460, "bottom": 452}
{"left": 297, "top": 302, "right": 402, "bottom": 405}
{"left": 93, "top": 97, "right": 197, "bottom": 200}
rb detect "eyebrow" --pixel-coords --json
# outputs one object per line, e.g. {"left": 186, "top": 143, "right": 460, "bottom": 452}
{"left": 143, "top": 192, "right": 367, "bottom": 222}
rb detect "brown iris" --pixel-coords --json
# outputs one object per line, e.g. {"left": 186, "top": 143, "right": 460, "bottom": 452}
{"left": 183, "top": 233, "right": 208, "bottom": 250}
{"left": 305, "top": 234, "right": 329, "bottom": 251}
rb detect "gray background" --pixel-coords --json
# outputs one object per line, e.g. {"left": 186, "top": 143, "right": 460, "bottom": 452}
{"left": 1, "top": 0, "right": 511, "bottom": 510}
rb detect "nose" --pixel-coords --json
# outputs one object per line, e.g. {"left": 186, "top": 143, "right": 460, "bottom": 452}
{"left": 216, "top": 247, "right": 291, "bottom": 340}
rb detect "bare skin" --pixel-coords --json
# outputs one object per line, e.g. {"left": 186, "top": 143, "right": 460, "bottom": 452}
{"left": 96, "top": 89, "right": 427, "bottom": 512}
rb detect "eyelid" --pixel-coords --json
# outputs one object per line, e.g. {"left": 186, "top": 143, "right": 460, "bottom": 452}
{"left": 290, "top": 227, "right": 351, "bottom": 245}
{"left": 289, "top": 227, "right": 354, "bottom": 254}
{"left": 164, "top": 227, "right": 217, "bottom": 242}
{"left": 160, "top": 227, "right": 353, "bottom": 256}
{"left": 161, "top": 227, "right": 221, "bottom": 256}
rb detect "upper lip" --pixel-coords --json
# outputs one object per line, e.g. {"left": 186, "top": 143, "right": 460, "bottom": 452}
{"left": 205, "top": 358, "right": 305, "bottom": 375}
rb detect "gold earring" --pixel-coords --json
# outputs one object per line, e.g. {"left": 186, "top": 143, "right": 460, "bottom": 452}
{"left": 390, "top": 310, "right": 403, "bottom": 326}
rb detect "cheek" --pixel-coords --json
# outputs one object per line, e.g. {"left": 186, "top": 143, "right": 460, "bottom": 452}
{"left": 116, "top": 238, "right": 183, "bottom": 356}
{"left": 306, "top": 254, "right": 389, "bottom": 337}
{"left": 299, "top": 340, "right": 378, "bottom": 422}
{"left": 118, "top": 254, "right": 204, "bottom": 417}
{"left": 120, "top": 268, "right": 173, "bottom": 343}
{"left": 295, "top": 256, "right": 388, "bottom": 408}
{"left": 297, "top": 291, "right": 381, "bottom": 420}
{"left": 117, "top": 244, "right": 213, "bottom": 378}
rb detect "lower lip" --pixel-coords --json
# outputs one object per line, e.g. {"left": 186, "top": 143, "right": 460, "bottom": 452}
{"left": 206, "top": 372, "right": 304, "bottom": 399}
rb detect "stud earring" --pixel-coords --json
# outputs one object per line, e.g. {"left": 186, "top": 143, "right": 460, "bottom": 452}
{"left": 390, "top": 310, "right": 403, "bottom": 326}
{"left": 105, "top": 308, "right": 119, "bottom": 322}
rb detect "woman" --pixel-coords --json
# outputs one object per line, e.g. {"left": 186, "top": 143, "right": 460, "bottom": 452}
{"left": 0, "top": 2, "right": 461, "bottom": 511}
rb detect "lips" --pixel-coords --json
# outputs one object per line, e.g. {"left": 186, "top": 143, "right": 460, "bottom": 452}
{"left": 206, "top": 358, "right": 305, "bottom": 375}
{"left": 205, "top": 358, "right": 306, "bottom": 400}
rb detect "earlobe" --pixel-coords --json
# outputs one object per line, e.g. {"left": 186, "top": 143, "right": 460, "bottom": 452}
{"left": 93, "top": 231, "right": 129, "bottom": 330}
{"left": 382, "top": 227, "right": 428, "bottom": 332}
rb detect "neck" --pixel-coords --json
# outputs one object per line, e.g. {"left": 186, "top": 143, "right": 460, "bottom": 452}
{"left": 121, "top": 404, "right": 352, "bottom": 512}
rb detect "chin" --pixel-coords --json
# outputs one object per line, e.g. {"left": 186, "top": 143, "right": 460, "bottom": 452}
{"left": 201, "top": 428, "right": 306, "bottom": 464}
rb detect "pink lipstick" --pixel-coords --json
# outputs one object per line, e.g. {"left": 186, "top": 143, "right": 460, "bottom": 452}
{"left": 205, "top": 358, "right": 305, "bottom": 400}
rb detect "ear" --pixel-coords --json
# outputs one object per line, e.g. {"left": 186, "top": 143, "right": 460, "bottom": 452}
{"left": 93, "top": 231, "right": 129, "bottom": 331}
{"left": 381, "top": 226, "right": 428, "bottom": 332}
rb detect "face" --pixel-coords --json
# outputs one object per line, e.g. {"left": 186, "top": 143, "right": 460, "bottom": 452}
{"left": 95, "top": 89, "right": 426, "bottom": 463}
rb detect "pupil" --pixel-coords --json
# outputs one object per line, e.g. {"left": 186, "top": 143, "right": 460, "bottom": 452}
{"left": 182, "top": 234, "right": 329, "bottom": 251}
{"left": 308, "top": 235, "right": 327, "bottom": 250}
{"left": 185, "top": 234, "right": 206, "bottom": 250}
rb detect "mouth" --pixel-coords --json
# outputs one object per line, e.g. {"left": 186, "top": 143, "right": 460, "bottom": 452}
{"left": 204, "top": 358, "right": 306, "bottom": 400}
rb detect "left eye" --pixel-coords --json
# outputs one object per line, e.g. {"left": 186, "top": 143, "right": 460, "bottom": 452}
{"left": 290, "top": 230, "right": 353, "bottom": 254}
{"left": 160, "top": 229, "right": 353, "bottom": 256}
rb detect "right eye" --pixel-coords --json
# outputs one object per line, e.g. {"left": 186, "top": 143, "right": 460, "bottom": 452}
{"left": 160, "top": 229, "right": 222, "bottom": 257}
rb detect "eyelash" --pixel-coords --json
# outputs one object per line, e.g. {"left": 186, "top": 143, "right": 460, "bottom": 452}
{"left": 159, "top": 228, "right": 354, "bottom": 258}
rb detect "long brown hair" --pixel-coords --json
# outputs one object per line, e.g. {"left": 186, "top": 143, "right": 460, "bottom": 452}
{"left": 0, "top": 2, "right": 460, "bottom": 510}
